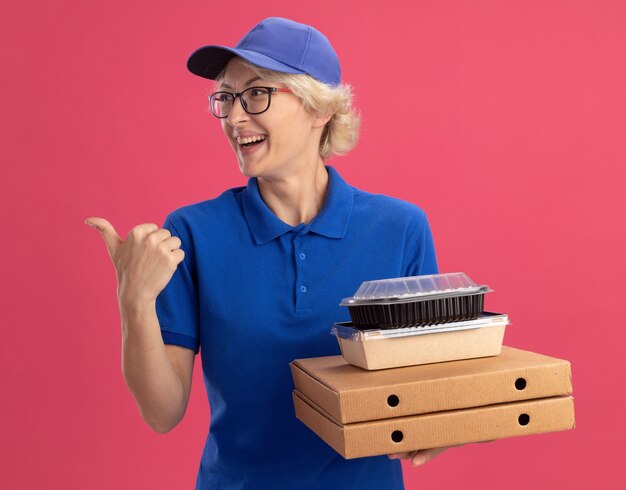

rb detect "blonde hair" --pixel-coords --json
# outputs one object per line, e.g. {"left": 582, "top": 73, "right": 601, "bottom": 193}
{"left": 214, "top": 57, "right": 361, "bottom": 160}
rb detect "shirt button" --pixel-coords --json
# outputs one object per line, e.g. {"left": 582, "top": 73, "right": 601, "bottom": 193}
{"left": 299, "top": 253, "right": 306, "bottom": 260}
{"left": 300, "top": 285, "right": 308, "bottom": 293}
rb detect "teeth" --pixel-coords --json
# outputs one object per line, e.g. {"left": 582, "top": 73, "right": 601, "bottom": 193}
{"left": 237, "top": 135, "right": 266, "bottom": 145}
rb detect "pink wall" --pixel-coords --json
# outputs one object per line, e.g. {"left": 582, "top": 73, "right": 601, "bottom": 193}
{"left": 1, "top": 1, "right": 624, "bottom": 488}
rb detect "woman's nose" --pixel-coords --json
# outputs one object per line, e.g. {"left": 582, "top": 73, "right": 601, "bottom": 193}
{"left": 226, "top": 95, "right": 249, "bottom": 126}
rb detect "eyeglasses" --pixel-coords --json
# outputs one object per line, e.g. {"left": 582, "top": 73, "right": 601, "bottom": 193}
{"left": 208, "top": 86, "right": 292, "bottom": 118}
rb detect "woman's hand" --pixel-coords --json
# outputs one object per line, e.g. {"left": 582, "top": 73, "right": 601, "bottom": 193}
{"left": 388, "top": 440, "right": 494, "bottom": 467}
{"left": 85, "top": 217, "right": 185, "bottom": 308}
{"left": 388, "top": 445, "right": 457, "bottom": 467}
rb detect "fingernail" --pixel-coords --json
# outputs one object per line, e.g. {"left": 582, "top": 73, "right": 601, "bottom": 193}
{"left": 84, "top": 220, "right": 96, "bottom": 228}
{"left": 411, "top": 457, "right": 425, "bottom": 467}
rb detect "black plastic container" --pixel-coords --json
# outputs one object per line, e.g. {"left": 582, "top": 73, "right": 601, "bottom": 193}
{"left": 340, "top": 273, "right": 492, "bottom": 330}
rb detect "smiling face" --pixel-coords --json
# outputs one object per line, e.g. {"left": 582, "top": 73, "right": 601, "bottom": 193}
{"left": 217, "top": 58, "right": 329, "bottom": 180}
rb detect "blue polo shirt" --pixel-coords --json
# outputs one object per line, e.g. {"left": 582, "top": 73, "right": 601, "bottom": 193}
{"left": 156, "top": 165, "right": 438, "bottom": 490}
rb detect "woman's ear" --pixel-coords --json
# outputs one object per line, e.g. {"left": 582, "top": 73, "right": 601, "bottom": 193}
{"left": 312, "top": 112, "right": 333, "bottom": 129}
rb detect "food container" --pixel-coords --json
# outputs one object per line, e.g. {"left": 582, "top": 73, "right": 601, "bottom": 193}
{"left": 331, "top": 312, "right": 509, "bottom": 370}
{"left": 340, "top": 272, "right": 492, "bottom": 329}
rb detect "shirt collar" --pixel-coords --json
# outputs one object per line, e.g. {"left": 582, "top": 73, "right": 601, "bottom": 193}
{"left": 241, "top": 165, "right": 354, "bottom": 245}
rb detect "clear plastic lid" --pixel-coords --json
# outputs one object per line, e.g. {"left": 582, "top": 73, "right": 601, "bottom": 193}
{"left": 340, "top": 272, "right": 491, "bottom": 306}
{"left": 331, "top": 312, "right": 509, "bottom": 341}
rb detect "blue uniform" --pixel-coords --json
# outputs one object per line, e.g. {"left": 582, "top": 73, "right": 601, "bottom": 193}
{"left": 156, "top": 165, "right": 438, "bottom": 489}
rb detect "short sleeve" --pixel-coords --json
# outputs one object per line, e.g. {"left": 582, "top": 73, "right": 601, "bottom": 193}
{"left": 155, "top": 213, "right": 200, "bottom": 354}
{"left": 402, "top": 210, "right": 439, "bottom": 276}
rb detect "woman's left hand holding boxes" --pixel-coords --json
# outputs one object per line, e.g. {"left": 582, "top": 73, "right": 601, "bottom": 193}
{"left": 388, "top": 445, "right": 455, "bottom": 467}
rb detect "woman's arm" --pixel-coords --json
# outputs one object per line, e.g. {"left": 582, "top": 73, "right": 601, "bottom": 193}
{"left": 121, "top": 300, "right": 194, "bottom": 434}
{"left": 85, "top": 217, "right": 194, "bottom": 434}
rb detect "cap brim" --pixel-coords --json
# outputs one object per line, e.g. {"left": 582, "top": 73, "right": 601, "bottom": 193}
{"left": 187, "top": 45, "right": 305, "bottom": 80}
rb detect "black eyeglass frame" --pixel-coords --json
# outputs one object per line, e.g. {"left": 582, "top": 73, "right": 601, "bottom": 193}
{"left": 208, "top": 86, "right": 292, "bottom": 118}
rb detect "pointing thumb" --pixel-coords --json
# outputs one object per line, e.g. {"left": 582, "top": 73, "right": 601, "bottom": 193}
{"left": 85, "top": 217, "right": 123, "bottom": 259}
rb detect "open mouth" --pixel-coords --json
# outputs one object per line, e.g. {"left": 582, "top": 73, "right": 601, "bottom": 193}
{"left": 238, "top": 135, "right": 267, "bottom": 149}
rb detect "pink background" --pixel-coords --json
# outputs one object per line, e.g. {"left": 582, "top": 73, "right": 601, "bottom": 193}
{"left": 1, "top": 1, "right": 624, "bottom": 488}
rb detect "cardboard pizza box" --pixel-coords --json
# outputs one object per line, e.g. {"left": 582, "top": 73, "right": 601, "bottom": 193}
{"left": 290, "top": 346, "right": 573, "bottom": 424}
{"left": 293, "top": 389, "right": 575, "bottom": 459}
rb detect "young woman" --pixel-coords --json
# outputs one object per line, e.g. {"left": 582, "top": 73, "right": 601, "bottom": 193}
{"left": 86, "top": 16, "right": 451, "bottom": 490}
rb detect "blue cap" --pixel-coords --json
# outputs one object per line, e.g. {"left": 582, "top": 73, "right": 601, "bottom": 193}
{"left": 187, "top": 17, "right": 341, "bottom": 86}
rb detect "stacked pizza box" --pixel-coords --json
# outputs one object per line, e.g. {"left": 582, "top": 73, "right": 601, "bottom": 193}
{"left": 290, "top": 273, "right": 575, "bottom": 458}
